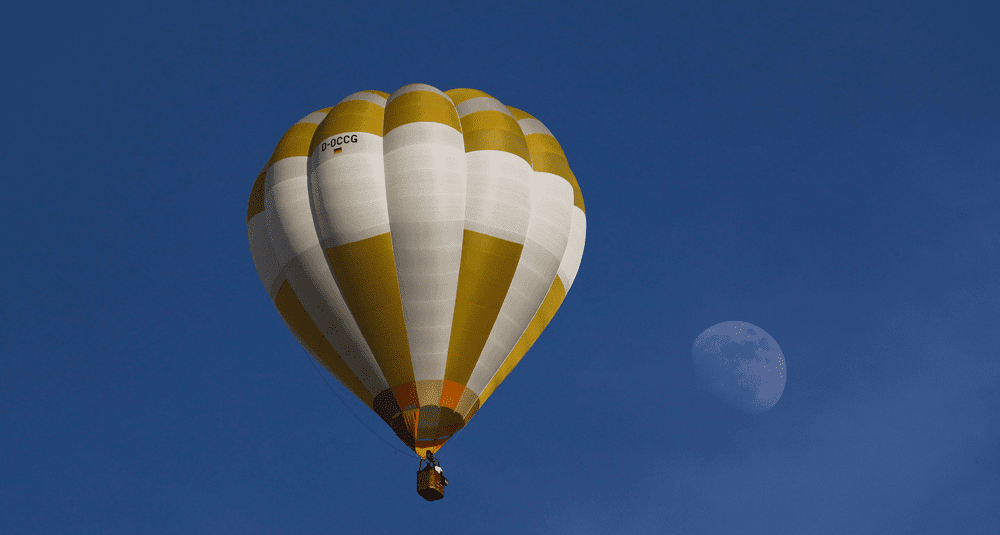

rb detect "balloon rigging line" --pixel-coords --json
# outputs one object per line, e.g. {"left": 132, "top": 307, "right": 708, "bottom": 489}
{"left": 303, "top": 353, "right": 421, "bottom": 460}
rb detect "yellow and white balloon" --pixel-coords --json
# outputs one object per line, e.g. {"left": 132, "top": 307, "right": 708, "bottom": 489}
{"left": 246, "top": 84, "right": 585, "bottom": 456}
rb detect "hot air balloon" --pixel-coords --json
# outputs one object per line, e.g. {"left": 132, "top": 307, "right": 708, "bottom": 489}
{"left": 246, "top": 84, "right": 585, "bottom": 500}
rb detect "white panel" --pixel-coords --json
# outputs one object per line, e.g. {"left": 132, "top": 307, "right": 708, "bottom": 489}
{"left": 266, "top": 172, "right": 316, "bottom": 268}
{"left": 296, "top": 110, "right": 330, "bottom": 125}
{"left": 339, "top": 91, "right": 387, "bottom": 106}
{"left": 247, "top": 212, "right": 282, "bottom": 297}
{"left": 526, "top": 172, "right": 574, "bottom": 255}
{"left": 464, "top": 150, "right": 531, "bottom": 244}
{"left": 558, "top": 207, "right": 587, "bottom": 290}
{"left": 309, "top": 132, "right": 390, "bottom": 247}
{"left": 384, "top": 121, "right": 467, "bottom": 384}
{"left": 384, "top": 123, "right": 466, "bottom": 161}
{"left": 518, "top": 118, "right": 554, "bottom": 137}
{"left": 456, "top": 97, "right": 513, "bottom": 117}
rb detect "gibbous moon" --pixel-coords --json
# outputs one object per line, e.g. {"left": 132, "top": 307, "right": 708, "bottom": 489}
{"left": 692, "top": 321, "right": 786, "bottom": 414}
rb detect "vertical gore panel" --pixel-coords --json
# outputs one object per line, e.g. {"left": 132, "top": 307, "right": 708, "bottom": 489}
{"left": 382, "top": 85, "right": 467, "bottom": 391}
{"left": 325, "top": 233, "right": 415, "bottom": 389}
{"left": 272, "top": 281, "right": 373, "bottom": 407}
{"left": 478, "top": 276, "right": 567, "bottom": 406}
{"left": 442, "top": 230, "right": 524, "bottom": 393}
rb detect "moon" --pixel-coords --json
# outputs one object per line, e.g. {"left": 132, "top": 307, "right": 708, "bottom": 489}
{"left": 692, "top": 321, "right": 786, "bottom": 414}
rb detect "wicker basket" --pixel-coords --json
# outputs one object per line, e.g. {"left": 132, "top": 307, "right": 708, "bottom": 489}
{"left": 417, "top": 467, "right": 445, "bottom": 501}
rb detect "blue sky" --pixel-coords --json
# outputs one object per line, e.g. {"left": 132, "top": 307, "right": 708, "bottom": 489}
{"left": 3, "top": 1, "right": 998, "bottom": 533}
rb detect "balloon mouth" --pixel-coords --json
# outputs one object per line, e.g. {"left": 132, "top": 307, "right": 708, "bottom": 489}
{"left": 374, "top": 389, "right": 469, "bottom": 453}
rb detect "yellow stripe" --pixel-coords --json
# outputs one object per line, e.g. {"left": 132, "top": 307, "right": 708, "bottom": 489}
{"left": 364, "top": 90, "right": 390, "bottom": 98}
{"left": 568, "top": 172, "right": 585, "bottom": 213}
{"left": 524, "top": 133, "right": 564, "bottom": 158}
{"left": 272, "top": 281, "right": 373, "bottom": 407}
{"left": 524, "top": 133, "right": 585, "bottom": 213}
{"left": 269, "top": 122, "right": 320, "bottom": 164}
{"left": 315, "top": 337, "right": 375, "bottom": 407}
{"left": 273, "top": 281, "right": 323, "bottom": 359}
{"left": 443, "top": 230, "right": 524, "bottom": 390}
{"left": 383, "top": 90, "right": 461, "bottom": 134}
{"left": 458, "top": 110, "right": 531, "bottom": 164}
{"left": 477, "top": 275, "right": 567, "bottom": 407}
{"left": 246, "top": 165, "right": 267, "bottom": 223}
{"left": 445, "top": 88, "right": 495, "bottom": 105}
{"left": 324, "top": 233, "right": 415, "bottom": 389}
{"left": 506, "top": 106, "right": 535, "bottom": 121}
{"left": 266, "top": 108, "right": 332, "bottom": 165}
{"left": 309, "top": 99, "right": 385, "bottom": 155}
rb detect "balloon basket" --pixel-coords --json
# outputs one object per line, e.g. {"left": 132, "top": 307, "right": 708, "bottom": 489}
{"left": 417, "top": 467, "right": 446, "bottom": 501}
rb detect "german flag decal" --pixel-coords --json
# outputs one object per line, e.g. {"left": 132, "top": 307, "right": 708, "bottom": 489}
{"left": 333, "top": 147, "right": 343, "bottom": 153}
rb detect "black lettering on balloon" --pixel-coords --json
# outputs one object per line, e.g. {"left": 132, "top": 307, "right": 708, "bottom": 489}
{"left": 320, "top": 134, "right": 360, "bottom": 152}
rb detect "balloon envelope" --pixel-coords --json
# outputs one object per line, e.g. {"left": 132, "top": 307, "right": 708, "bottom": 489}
{"left": 246, "top": 84, "right": 586, "bottom": 455}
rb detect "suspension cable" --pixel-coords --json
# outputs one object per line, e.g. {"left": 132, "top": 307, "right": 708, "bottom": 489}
{"left": 302, "top": 353, "right": 421, "bottom": 460}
